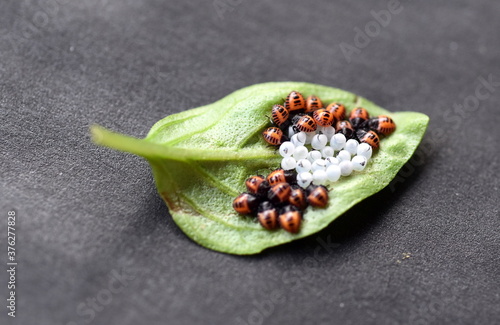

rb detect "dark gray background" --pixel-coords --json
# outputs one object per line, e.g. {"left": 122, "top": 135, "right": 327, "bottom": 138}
{"left": 1, "top": 0, "right": 499, "bottom": 324}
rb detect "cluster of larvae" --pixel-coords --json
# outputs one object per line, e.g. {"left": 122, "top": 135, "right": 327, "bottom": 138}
{"left": 233, "top": 91, "right": 396, "bottom": 233}
{"left": 232, "top": 169, "right": 328, "bottom": 233}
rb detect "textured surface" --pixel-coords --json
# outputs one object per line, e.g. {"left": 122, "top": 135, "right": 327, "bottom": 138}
{"left": 0, "top": 0, "right": 499, "bottom": 324}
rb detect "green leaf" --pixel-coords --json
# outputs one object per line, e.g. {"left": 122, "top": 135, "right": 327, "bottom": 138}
{"left": 91, "top": 82, "right": 429, "bottom": 255}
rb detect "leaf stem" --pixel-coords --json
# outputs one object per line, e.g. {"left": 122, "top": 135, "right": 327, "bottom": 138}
{"left": 91, "top": 125, "right": 277, "bottom": 162}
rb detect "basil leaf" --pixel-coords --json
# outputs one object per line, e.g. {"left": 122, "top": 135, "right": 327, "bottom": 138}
{"left": 91, "top": 82, "right": 429, "bottom": 255}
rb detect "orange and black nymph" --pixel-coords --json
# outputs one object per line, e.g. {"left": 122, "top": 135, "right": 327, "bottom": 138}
{"left": 257, "top": 201, "right": 279, "bottom": 230}
{"left": 335, "top": 120, "right": 355, "bottom": 139}
{"left": 284, "top": 91, "right": 306, "bottom": 113}
{"left": 267, "top": 183, "right": 292, "bottom": 205}
{"left": 288, "top": 186, "right": 308, "bottom": 210}
{"left": 292, "top": 114, "right": 317, "bottom": 133}
{"left": 262, "top": 127, "right": 288, "bottom": 146}
{"left": 313, "top": 109, "right": 335, "bottom": 127}
{"left": 271, "top": 104, "right": 290, "bottom": 127}
{"left": 233, "top": 193, "right": 261, "bottom": 215}
{"left": 349, "top": 107, "right": 370, "bottom": 128}
{"left": 267, "top": 168, "right": 296, "bottom": 186}
{"left": 245, "top": 175, "right": 266, "bottom": 194}
{"left": 279, "top": 205, "right": 302, "bottom": 233}
{"left": 326, "top": 102, "right": 346, "bottom": 121}
{"left": 306, "top": 184, "right": 329, "bottom": 208}
{"left": 366, "top": 115, "right": 396, "bottom": 135}
{"left": 356, "top": 129, "right": 380, "bottom": 149}
{"left": 305, "top": 95, "right": 323, "bottom": 113}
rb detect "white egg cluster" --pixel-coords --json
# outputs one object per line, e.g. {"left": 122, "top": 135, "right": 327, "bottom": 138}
{"left": 279, "top": 126, "right": 373, "bottom": 188}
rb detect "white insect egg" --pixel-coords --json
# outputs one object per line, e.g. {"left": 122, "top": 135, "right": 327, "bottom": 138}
{"left": 330, "top": 133, "right": 347, "bottom": 150}
{"left": 305, "top": 131, "right": 316, "bottom": 145}
{"left": 307, "top": 150, "right": 322, "bottom": 163}
{"left": 339, "top": 160, "right": 354, "bottom": 176}
{"left": 326, "top": 164, "right": 341, "bottom": 182}
{"left": 281, "top": 157, "right": 297, "bottom": 170}
{"left": 296, "top": 159, "right": 312, "bottom": 173}
{"left": 356, "top": 142, "right": 373, "bottom": 159}
{"left": 322, "top": 126, "right": 336, "bottom": 140}
{"left": 311, "top": 159, "right": 327, "bottom": 172}
{"left": 312, "top": 170, "right": 328, "bottom": 185}
{"left": 293, "top": 145, "right": 309, "bottom": 160}
{"left": 325, "top": 157, "right": 340, "bottom": 166}
{"left": 352, "top": 155, "right": 368, "bottom": 171}
{"left": 336, "top": 150, "right": 351, "bottom": 162}
{"left": 321, "top": 146, "right": 334, "bottom": 158}
{"left": 291, "top": 132, "right": 307, "bottom": 147}
{"left": 288, "top": 125, "right": 295, "bottom": 138}
{"left": 279, "top": 141, "right": 295, "bottom": 157}
{"left": 311, "top": 134, "right": 328, "bottom": 150}
{"left": 297, "top": 172, "right": 313, "bottom": 188}
{"left": 344, "top": 139, "right": 359, "bottom": 155}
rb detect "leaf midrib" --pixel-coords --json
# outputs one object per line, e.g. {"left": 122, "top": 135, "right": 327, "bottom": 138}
{"left": 91, "top": 125, "right": 277, "bottom": 162}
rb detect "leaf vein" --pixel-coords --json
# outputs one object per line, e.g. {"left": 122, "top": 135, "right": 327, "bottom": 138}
{"left": 186, "top": 161, "right": 240, "bottom": 197}
{"left": 178, "top": 192, "right": 261, "bottom": 231}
